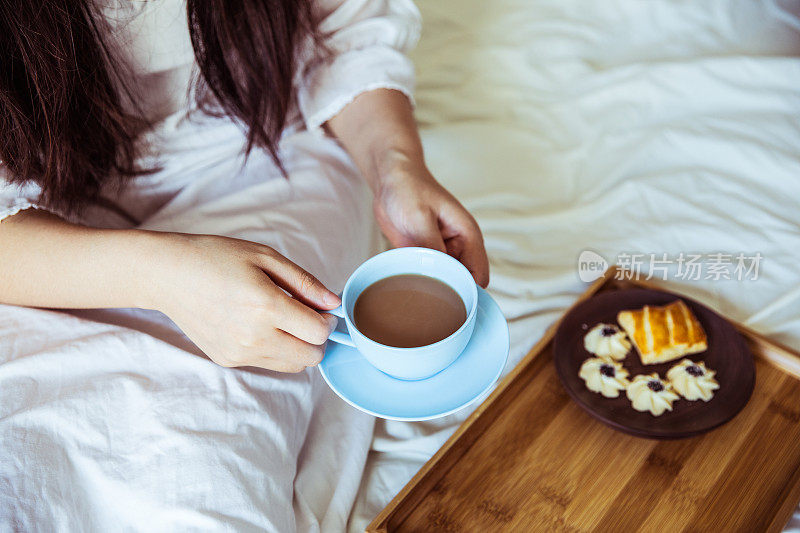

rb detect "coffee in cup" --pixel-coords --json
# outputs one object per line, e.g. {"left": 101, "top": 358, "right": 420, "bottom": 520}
{"left": 353, "top": 274, "right": 467, "bottom": 348}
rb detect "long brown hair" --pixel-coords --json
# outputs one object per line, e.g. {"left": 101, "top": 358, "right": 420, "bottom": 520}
{"left": 0, "top": 0, "right": 316, "bottom": 214}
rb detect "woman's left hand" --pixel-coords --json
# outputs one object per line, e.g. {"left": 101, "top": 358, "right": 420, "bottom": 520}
{"left": 325, "top": 88, "right": 489, "bottom": 287}
{"left": 373, "top": 158, "right": 490, "bottom": 288}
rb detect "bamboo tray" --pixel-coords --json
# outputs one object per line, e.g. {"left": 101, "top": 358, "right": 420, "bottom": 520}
{"left": 368, "top": 267, "right": 800, "bottom": 532}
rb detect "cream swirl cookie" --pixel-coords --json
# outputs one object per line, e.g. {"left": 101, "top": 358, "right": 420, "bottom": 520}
{"left": 583, "top": 323, "right": 631, "bottom": 360}
{"left": 666, "top": 359, "right": 719, "bottom": 401}
{"left": 626, "top": 373, "right": 680, "bottom": 416}
{"left": 579, "top": 357, "right": 630, "bottom": 398}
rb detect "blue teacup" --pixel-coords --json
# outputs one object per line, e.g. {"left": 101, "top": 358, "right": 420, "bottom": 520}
{"left": 326, "top": 247, "right": 479, "bottom": 380}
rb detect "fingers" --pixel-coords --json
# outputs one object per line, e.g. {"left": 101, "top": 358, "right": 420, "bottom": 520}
{"left": 407, "top": 210, "right": 447, "bottom": 253}
{"left": 239, "top": 329, "right": 327, "bottom": 371}
{"left": 375, "top": 189, "right": 488, "bottom": 286}
{"left": 258, "top": 357, "right": 307, "bottom": 374}
{"left": 441, "top": 207, "right": 490, "bottom": 288}
{"left": 272, "top": 295, "right": 338, "bottom": 345}
{"left": 254, "top": 250, "right": 340, "bottom": 310}
{"left": 266, "top": 329, "right": 326, "bottom": 367}
{"left": 459, "top": 234, "right": 490, "bottom": 288}
{"left": 376, "top": 204, "right": 447, "bottom": 253}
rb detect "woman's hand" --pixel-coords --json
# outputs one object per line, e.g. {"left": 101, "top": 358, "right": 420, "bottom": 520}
{"left": 325, "top": 89, "right": 490, "bottom": 287}
{"left": 0, "top": 212, "right": 338, "bottom": 373}
{"left": 373, "top": 155, "right": 490, "bottom": 288}
{"left": 147, "top": 233, "right": 340, "bottom": 373}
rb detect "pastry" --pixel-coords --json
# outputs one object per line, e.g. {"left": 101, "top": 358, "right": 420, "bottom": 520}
{"left": 667, "top": 359, "right": 719, "bottom": 401}
{"left": 617, "top": 300, "right": 707, "bottom": 365}
{"left": 583, "top": 323, "right": 631, "bottom": 360}
{"left": 579, "top": 357, "right": 630, "bottom": 398}
{"left": 626, "top": 373, "right": 680, "bottom": 416}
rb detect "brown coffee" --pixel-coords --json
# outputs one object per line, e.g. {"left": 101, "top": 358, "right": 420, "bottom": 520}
{"left": 353, "top": 274, "right": 467, "bottom": 348}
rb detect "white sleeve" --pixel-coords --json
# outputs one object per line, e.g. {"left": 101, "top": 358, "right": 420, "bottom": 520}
{"left": 296, "top": 0, "right": 422, "bottom": 134}
{"left": 0, "top": 166, "right": 49, "bottom": 223}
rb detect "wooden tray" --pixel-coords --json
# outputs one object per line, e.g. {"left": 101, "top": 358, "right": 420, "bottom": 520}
{"left": 368, "top": 267, "right": 800, "bottom": 532}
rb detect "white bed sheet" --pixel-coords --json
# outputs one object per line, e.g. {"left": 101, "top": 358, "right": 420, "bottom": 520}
{"left": 349, "top": 0, "right": 800, "bottom": 530}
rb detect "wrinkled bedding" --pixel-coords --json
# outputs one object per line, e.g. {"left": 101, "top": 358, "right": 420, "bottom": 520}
{"left": 349, "top": 0, "right": 800, "bottom": 530}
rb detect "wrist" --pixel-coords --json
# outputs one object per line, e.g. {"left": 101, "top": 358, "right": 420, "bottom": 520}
{"left": 119, "top": 229, "right": 178, "bottom": 311}
{"left": 371, "top": 146, "right": 432, "bottom": 190}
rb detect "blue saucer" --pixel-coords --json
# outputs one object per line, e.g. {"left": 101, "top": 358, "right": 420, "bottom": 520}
{"left": 319, "top": 287, "right": 509, "bottom": 421}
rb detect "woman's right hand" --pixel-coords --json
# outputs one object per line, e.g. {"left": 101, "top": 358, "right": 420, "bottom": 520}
{"left": 146, "top": 233, "right": 341, "bottom": 373}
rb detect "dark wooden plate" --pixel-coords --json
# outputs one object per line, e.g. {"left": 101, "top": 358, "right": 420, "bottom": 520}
{"left": 553, "top": 288, "right": 755, "bottom": 439}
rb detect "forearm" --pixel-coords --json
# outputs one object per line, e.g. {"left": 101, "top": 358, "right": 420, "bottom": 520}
{"left": 0, "top": 209, "right": 160, "bottom": 310}
{"left": 325, "top": 88, "right": 429, "bottom": 189}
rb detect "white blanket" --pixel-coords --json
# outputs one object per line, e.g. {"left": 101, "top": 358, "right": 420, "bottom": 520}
{"left": 349, "top": 0, "right": 800, "bottom": 530}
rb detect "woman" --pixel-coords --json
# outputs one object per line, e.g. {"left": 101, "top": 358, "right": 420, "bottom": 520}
{"left": 0, "top": 0, "right": 487, "bottom": 530}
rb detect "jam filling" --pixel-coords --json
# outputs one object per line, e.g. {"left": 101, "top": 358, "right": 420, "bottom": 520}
{"left": 601, "top": 326, "right": 618, "bottom": 337}
{"left": 647, "top": 380, "right": 665, "bottom": 392}
{"left": 686, "top": 365, "right": 704, "bottom": 377}
{"left": 599, "top": 364, "right": 616, "bottom": 378}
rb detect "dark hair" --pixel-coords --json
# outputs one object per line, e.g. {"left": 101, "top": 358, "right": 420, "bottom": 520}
{"left": 0, "top": 0, "right": 316, "bottom": 214}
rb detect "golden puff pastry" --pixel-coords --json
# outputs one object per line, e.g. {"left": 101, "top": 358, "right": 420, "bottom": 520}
{"left": 579, "top": 357, "right": 630, "bottom": 398}
{"left": 667, "top": 359, "right": 719, "bottom": 401}
{"left": 626, "top": 373, "right": 680, "bottom": 416}
{"left": 583, "top": 323, "right": 631, "bottom": 360}
{"left": 617, "top": 300, "right": 707, "bottom": 365}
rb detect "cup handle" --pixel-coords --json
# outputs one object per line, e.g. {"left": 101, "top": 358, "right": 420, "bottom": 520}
{"left": 326, "top": 305, "right": 356, "bottom": 347}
